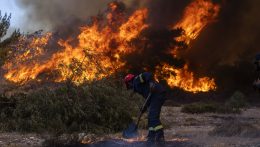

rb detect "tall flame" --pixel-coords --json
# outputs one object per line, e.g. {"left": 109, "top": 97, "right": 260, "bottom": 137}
{"left": 3, "top": 6, "right": 148, "bottom": 85}
{"left": 156, "top": 0, "right": 219, "bottom": 93}
{"left": 2, "top": 0, "right": 219, "bottom": 93}
{"left": 174, "top": 0, "right": 220, "bottom": 45}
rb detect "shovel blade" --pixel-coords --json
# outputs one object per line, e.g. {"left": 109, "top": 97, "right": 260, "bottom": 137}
{"left": 122, "top": 123, "right": 139, "bottom": 139}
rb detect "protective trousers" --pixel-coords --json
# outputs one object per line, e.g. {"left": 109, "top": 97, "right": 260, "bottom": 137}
{"left": 148, "top": 92, "right": 166, "bottom": 132}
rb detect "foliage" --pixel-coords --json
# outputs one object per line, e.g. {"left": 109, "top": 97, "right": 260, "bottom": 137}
{"left": 0, "top": 12, "right": 11, "bottom": 40}
{"left": 0, "top": 11, "right": 20, "bottom": 66}
{"left": 0, "top": 78, "right": 142, "bottom": 134}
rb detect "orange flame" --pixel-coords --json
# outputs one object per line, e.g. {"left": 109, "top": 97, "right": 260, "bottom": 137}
{"left": 3, "top": 33, "right": 52, "bottom": 83}
{"left": 174, "top": 0, "right": 220, "bottom": 45}
{"left": 156, "top": 64, "right": 216, "bottom": 93}
{"left": 155, "top": 0, "right": 220, "bottom": 93}
{"left": 3, "top": 8, "right": 148, "bottom": 85}
{"left": 119, "top": 9, "right": 148, "bottom": 42}
{"left": 2, "top": 0, "right": 219, "bottom": 93}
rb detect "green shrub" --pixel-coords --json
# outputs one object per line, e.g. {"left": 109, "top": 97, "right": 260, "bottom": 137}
{"left": 0, "top": 78, "right": 142, "bottom": 134}
{"left": 225, "top": 91, "right": 248, "bottom": 113}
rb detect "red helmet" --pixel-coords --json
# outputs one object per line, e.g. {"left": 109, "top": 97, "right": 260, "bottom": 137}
{"left": 124, "top": 74, "right": 135, "bottom": 89}
{"left": 124, "top": 74, "right": 135, "bottom": 83}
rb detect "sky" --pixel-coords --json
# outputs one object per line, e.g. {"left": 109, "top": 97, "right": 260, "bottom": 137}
{"left": 0, "top": 0, "right": 26, "bottom": 35}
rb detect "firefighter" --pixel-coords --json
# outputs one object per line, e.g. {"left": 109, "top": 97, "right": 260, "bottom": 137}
{"left": 124, "top": 72, "right": 166, "bottom": 145}
{"left": 253, "top": 53, "right": 260, "bottom": 90}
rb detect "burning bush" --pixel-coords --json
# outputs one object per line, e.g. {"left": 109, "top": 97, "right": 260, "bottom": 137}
{"left": 0, "top": 78, "right": 142, "bottom": 133}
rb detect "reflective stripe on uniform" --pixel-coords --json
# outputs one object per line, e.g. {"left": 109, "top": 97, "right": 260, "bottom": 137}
{"left": 148, "top": 125, "right": 163, "bottom": 131}
{"left": 139, "top": 74, "right": 144, "bottom": 83}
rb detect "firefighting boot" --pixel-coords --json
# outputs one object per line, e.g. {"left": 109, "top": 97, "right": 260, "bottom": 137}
{"left": 155, "top": 129, "right": 165, "bottom": 146}
{"left": 146, "top": 131, "right": 156, "bottom": 147}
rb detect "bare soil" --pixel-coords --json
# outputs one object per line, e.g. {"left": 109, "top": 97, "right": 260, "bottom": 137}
{"left": 161, "top": 107, "right": 260, "bottom": 147}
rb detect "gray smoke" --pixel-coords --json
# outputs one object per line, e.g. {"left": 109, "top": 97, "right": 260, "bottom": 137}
{"left": 187, "top": 0, "right": 260, "bottom": 68}
{"left": 15, "top": 0, "right": 139, "bottom": 32}
{"left": 14, "top": 0, "right": 260, "bottom": 91}
{"left": 146, "top": 0, "right": 192, "bottom": 28}
{"left": 183, "top": 0, "right": 260, "bottom": 91}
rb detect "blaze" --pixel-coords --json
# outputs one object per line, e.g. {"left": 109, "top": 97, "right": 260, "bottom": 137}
{"left": 3, "top": 33, "right": 52, "bottom": 83}
{"left": 2, "top": 0, "right": 219, "bottom": 93}
{"left": 119, "top": 9, "right": 148, "bottom": 42}
{"left": 174, "top": 0, "right": 220, "bottom": 44}
{"left": 156, "top": 64, "right": 216, "bottom": 93}
{"left": 3, "top": 7, "right": 148, "bottom": 85}
{"left": 155, "top": 0, "right": 219, "bottom": 93}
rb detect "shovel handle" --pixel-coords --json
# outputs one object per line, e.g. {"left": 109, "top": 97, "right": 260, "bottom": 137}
{"left": 136, "top": 93, "right": 152, "bottom": 128}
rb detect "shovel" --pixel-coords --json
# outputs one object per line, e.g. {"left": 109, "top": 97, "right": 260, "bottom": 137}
{"left": 122, "top": 93, "right": 152, "bottom": 139}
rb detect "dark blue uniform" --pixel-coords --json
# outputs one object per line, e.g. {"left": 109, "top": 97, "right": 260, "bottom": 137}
{"left": 132, "top": 72, "right": 166, "bottom": 136}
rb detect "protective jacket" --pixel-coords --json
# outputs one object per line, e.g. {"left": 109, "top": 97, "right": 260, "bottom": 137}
{"left": 132, "top": 72, "right": 166, "bottom": 133}
{"left": 133, "top": 72, "right": 165, "bottom": 98}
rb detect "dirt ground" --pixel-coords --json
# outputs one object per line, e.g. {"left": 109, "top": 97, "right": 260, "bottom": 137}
{"left": 0, "top": 106, "right": 259, "bottom": 147}
{"left": 161, "top": 107, "right": 260, "bottom": 147}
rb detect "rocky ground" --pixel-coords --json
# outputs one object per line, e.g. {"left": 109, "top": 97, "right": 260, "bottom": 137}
{"left": 0, "top": 106, "right": 259, "bottom": 147}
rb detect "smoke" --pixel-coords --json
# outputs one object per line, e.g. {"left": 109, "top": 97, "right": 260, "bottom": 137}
{"left": 183, "top": 0, "right": 260, "bottom": 91}
{"left": 121, "top": 0, "right": 193, "bottom": 73}
{"left": 129, "top": 0, "right": 260, "bottom": 91}
{"left": 146, "top": 0, "right": 192, "bottom": 28}
{"left": 13, "top": 0, "right": 260, "bottom": 92}
{"left": 15, "top": 0, "right": 138, "bottom": 32}
{"left": 186, "top": 0, "right": 260, "bottom": 68}
{"left": 15, "top": 0, "right": 193, "bottom": 32}
{"left": 15, "top": 0, "right": 260, "bottom": 65}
